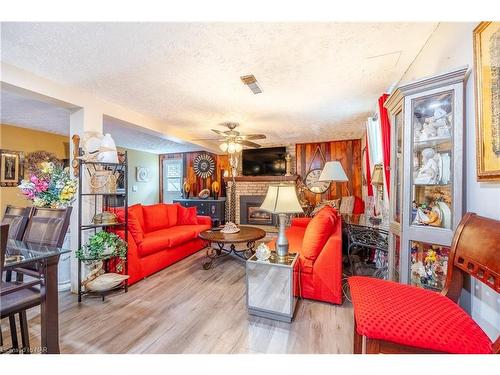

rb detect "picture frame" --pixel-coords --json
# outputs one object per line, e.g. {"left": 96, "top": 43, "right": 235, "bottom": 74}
{"left": 474, "top": 21, "right": 500, "bottom": 181}
{"left": 0, "top": 149, "right": 24, "bottom": 187}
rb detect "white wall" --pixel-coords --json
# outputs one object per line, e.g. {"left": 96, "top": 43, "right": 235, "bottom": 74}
{"left": 398, "top": 22, "right": 500, "bottom": 340}
{"left": 118, "top": 148, "right": 160, "bottom": 206}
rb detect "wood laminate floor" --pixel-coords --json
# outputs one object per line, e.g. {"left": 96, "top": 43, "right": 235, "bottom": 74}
{"left": 2, "top": 250, "right": 354, "bottom": 354}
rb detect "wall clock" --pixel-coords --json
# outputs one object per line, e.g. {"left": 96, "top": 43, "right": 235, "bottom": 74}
{"left": 305, "top": 168, "right": 330, "bottom": 194}
{"left": 193, "top": 153, "right": 215, "bottom": 179}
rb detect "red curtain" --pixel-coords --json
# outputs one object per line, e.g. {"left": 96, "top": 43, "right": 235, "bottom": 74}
{"left": 378, "top": 93, "right": 391, "bottom": 197}
{"left": 365, "top": 131, "right": 373, "bottom": 197}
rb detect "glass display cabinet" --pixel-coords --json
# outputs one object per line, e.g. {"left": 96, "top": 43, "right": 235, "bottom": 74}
{"left": 384, "top": 67, "right": 467, "bottom": 290}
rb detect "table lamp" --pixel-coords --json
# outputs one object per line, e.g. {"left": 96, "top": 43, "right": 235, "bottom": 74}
{"left": 260, "top": 184, "right": 303, "bottom": 259}
{"left": 370, "top": 164, "right": 385, "bottom": 219}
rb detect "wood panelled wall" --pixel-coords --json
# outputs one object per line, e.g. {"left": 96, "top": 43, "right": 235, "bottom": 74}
{"left": 159, "top": 151, "right": 229, "bottom": 201}
{"left": 296, "top": 140, "right": 362, "bottom": 206}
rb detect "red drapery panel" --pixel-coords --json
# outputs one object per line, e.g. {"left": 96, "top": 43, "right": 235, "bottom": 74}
{"left": 365, "top": 131, "right": 373, "bottom": 197}
{"left": 378, "top": 93, "right": 391, "bottom": 196}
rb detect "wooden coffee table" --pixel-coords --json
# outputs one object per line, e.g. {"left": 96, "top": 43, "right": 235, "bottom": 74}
{"left": 199, "top": 226, "right": 266, "bottom": 269}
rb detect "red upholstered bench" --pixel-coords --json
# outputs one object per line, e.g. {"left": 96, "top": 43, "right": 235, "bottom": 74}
{"left": 348, "top": 213, "right": 500, "bottom": 354}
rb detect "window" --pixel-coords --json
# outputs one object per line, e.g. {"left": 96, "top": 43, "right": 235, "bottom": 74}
{"left": 162, "top": 158, "right": 183, "bottom": 202}
{"left": 166, "top": 162, "right": 181, "bottom": 192}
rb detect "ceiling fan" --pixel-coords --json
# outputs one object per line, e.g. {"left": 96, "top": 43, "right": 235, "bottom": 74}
{"left": 194, "top": 122, "right": 266, "bottom": 153}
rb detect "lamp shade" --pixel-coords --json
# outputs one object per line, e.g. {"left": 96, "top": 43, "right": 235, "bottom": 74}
{"left": 260, "top": 184, "right": 304, "bottom": 214}
{"left": 371, "top": 164, "right": 384, "bottom": 186}
{"left": 219, "top": 142, "right": 229, "bottom": 152}
{"left": 318, "top": 161, "right": 348, "bottom": 182}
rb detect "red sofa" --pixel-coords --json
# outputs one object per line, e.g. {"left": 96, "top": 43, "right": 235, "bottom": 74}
{"left": 268, "top": 206, "right": 343, "bottom": 304}
{"left": 114, "top": 203, "right": 212, "bottom": 285}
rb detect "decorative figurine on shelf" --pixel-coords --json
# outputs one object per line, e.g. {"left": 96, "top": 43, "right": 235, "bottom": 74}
{"left": 421, "top": 118, "right": 437, "bottom": 141}
{"left": 212, "top": 181, "right": 220, "bottom": 200}
{"left": 414, "top": 121, "right": 423, "bottom": 142}
{"left": 255, "top": 243, "right": 271, "bottom": 261}
{"left": 414, "top": 148, "right": 441, "bottom": 185}
{"left": 412, "top": 203, "right": 442, "bottom": 227}
{"left": 432, "top": 108, "right": 452, "bottom": 138}
{"left": 182, "top": 178, "right": 190, "bottom": 199}
{"left": 411, "top": 201, "right": 418, "bottom": 223}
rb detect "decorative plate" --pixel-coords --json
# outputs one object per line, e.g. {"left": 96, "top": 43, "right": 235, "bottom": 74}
{"left": 198, "top": 188, "right": 210, "bottom": 199}
{"left": 193, "top": 153, "right": 215, "bottom": 179}
{"left": 305, "top": 168, "right": 331, "bottom": 194}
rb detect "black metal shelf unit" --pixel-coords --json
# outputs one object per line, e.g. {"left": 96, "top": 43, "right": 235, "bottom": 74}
{"left": 77, "top": 149, "right": 129, "bottom": 302}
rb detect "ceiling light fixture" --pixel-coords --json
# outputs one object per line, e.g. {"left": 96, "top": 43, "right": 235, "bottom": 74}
{"left": 220, "top": 141, "right": 243, "bottom": 154}
{"left": 240, "top": 74, "right": 263, "bottom": 94}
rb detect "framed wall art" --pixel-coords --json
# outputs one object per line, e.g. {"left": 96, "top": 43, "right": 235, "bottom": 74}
{"left": 474, "top": 21, "right": 500, "bottom": 181}
{"left": 0, "top": 149, "right": 24, "bottom": 187}
{"left": 136, "top": 166, "right": 150, "bottom": 182}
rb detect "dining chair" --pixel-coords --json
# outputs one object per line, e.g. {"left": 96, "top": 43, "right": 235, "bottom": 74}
{"left": 10, "top": 207, "right": 72, "bottom": 282}
{"left": 1, "top": 206, "right": 32, "bottom": 241}
{"left": 1, "top": 223, "right": 42, "bottom": 354}
{"left": 348, "top": 212, "right": 500, "bottom": 354}
{"left": 2, "top": 207, "right": 71, "bottom": 352}
{"left": 2, "top": 206, "right": 32, "bottom": 283}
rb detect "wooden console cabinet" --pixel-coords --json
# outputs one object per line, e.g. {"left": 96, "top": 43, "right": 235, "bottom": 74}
{"left": 173, "top": 198, "right": 226, "bottom": 226}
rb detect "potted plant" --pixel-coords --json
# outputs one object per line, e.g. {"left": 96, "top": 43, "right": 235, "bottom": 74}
{"left": 76, "top": 231, "right": 127, "bottom": 271}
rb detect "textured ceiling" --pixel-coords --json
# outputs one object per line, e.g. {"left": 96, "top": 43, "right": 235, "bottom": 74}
{"left": 0, "top": 87, "right": 202, "bottom": 154}
{"left": 1, "top": 22, "right": 438, "bottom": 146}
{"left": 1, "top": 88, "right": 72, "bottom": 134}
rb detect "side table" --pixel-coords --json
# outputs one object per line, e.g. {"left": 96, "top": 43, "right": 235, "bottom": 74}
{"left": 342, "top": 214, "right": 389, "bottom": 279}
{"left": 246, "top": 252, "right": 298, "bottom": 322}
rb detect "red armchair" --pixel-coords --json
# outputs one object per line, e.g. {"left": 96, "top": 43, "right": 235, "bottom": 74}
{"left": 269, "top": 206, "right": 343, "bottom": 304}
{"left": 349, "top": 213, "right": 500, "bottom": 354}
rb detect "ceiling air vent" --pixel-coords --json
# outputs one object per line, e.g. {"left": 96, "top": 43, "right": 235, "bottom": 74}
{"left": 240, "top": 74, "right": 263, "bottom": 94}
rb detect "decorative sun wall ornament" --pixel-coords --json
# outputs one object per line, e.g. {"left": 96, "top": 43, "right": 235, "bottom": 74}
{"left": 193, "top": 153, "right": 215, "bottom": 179}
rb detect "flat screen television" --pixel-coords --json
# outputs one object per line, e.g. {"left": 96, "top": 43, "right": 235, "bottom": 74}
{"left": 242, "top": 147, "right": 286, "bottom": 176}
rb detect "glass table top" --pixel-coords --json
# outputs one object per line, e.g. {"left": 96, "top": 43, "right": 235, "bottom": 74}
{"left": 247, "top": 252, "right": 298, "bottom": 267}
{"left": 3, "top": 239, "right": 70, "bottom": 268}
{"left": 342, "top": 214, "right": 389, "bottom": 231}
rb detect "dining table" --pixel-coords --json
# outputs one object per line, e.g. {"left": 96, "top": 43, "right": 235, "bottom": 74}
{"left": 3, "top": 239, "right": 69, "bottom": 354}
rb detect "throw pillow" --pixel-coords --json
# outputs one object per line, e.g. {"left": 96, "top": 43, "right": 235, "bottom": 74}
{"left": 127, "top": 216, "right": 145, "bottom": 243}
{"left": 301, "top": 206, "right": 336, "bottom": 261}
{"left": 177, "top": 205, "right": 198, "bottom": 225}
{"left": 311, "top": 199, "right": 341, "bottom": 216}
{"left": 142, "top": 204, "right": 170, "bottom": 232}
{"left": 339, "top": 196, "right": 355, "bottom": 215}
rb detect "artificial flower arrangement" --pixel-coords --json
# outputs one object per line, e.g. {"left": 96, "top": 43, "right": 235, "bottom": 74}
{"left": 18, "top": 161, "right": 77, "bottom": 208}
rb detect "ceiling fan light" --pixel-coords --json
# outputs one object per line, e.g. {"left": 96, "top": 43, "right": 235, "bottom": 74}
{"left": 235, "top": 143, "right": 243, "bottom": 152}
{"left": 219, "top": 142, "right": 229, "bottom": 152}
{"left": 227, "top": 142, "right": 237, "bottom": 154}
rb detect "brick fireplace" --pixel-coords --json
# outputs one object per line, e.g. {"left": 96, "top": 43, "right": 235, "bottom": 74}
{"left": 224, "top": 175, "right": 299, "bottom": 225}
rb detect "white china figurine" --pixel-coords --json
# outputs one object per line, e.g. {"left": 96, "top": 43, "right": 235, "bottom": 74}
{"left": 433, "top": 108, "right": 451, "bottom": 138}
{"left": 421, "top": 118, "right": 437, "bottom": 141}
{"left": 255, "top": 243, "right": 271, "bottom": 261}
{"left": 414, "top": 148, "right": 440, "bottom": 185}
